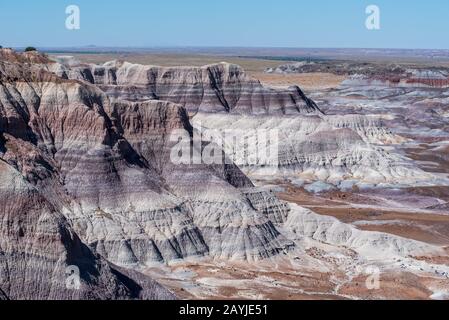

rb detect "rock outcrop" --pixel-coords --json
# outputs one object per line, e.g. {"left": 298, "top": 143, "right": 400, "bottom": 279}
{"left": 48, "top": 57, "right": 440, "bottom": 188}
{"left": 0, "top": 50, "right": 296, "bottom": 300}
{"left": 50, "top": 60, "right": 322, "bottom": 115}
{"left": 191, "top": 112, "right": 438, "bottom": 188}
{"left": 1, "top": 50, "right": 447, "bottom": 300}
{"left": 284, "top": 204, "right": 443, "bottom": 259}
{"left": 0, "top": 141, "right": 175, "bottom": 300}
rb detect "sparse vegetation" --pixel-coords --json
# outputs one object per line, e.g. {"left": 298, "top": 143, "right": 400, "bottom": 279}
{"left": 24, "top": 46, "right": 37, "bottom": 52}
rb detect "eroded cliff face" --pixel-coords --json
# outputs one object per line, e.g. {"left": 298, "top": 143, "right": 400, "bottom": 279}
{"left": 1, "top": 50, "right": 447, "bottom": 300}
{"left": 0, "top": 134, "right": 175, "bottom": 300}
{"left": 0, "top": 54, "right": 179, "bottom": 299}
{"left": 0, "top": 51, "right": 296, "bottom": 300}
{"left": 48, "top": 57, "right": 443, "bottom": 189}
{"left": 50, "top": 60, "right": 321, "bottom": 115}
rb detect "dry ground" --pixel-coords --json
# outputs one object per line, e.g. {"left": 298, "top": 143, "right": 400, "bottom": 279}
{"left": 278, "top": 186, "right": 449, "bottom": 246}
{"left": 250, "top": 72, "right": 346, "bottom": 90}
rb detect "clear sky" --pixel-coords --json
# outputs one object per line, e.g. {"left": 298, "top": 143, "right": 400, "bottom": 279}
{"left": 1, "top": 0, "right": 448, "bottom": 49}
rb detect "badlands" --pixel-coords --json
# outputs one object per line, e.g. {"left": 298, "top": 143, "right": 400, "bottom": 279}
{"left": 0, "top": 48, "right": 448, "bottom": 300}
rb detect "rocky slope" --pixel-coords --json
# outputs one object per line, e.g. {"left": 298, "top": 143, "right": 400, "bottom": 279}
{"left": 0, "top": 50, "right": 297, "bottom": 299}
{"left": 0, "top": 51, "right": 177, "bottom": 299}
{"left": 1, "top": 50, "right": 447, "bottom": 300}
{"left": 0, "top": 136, "right": 175, "bottom": 300}
{"left": 191, "top": 112, "right": 439, "bottom": 189}
{"left": 48, "top": 56, "right": 446, "bottom": 189}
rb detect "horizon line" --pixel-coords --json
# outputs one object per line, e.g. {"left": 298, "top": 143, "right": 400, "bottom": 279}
{"left": 6, "top": 45, "right": 449, "bottom": 51}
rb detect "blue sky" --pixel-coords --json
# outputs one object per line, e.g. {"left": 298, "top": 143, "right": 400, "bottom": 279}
{"left": 1, "top": 0, "right": 448, "bottom": 49}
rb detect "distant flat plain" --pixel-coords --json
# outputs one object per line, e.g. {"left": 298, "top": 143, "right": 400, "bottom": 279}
{"left": 48, "top": 47, "right": 449, "bottom": 91}
{"left": 50, "top": 52, "right": 346, "bottom": 91}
